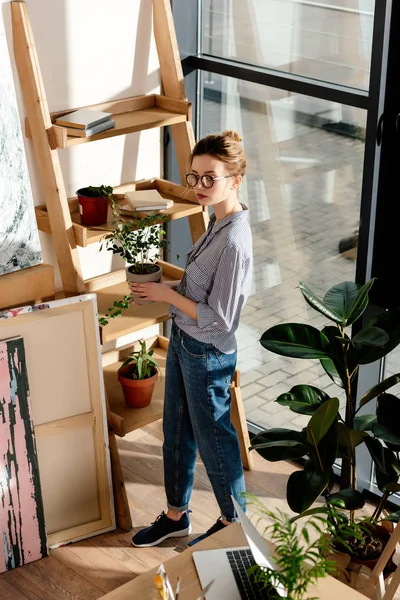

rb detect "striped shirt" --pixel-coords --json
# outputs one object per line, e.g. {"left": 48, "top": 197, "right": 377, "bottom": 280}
{"left": 169, "top": 206, "right": 253, "bottom": 353}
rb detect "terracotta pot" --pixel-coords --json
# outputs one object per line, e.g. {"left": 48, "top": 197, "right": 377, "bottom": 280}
{"left": 76, "top": 187, "right": 109, "bottom": 226}
{"left": 118, "top": 365, "right": 158, "bottom": 408}
{"left": 350, "top": 524, "right": 395, "bottom": 574}
{"left": 126, "top": 264, "right": 163, "bottom": 305}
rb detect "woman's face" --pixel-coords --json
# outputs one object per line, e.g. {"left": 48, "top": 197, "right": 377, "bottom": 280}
{"left": 189, "top": 154, "right": 240, "bottom": 208}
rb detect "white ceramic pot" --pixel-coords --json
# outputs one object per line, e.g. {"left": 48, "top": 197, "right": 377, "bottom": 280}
{"left": 126, "top": 264, "right": 163, "bottom": 305}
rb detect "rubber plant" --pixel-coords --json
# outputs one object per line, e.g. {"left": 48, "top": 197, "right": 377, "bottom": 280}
{"left": 99, "top": 197, "right": 169, "bottom": 325}
{"left": 250, "top": 279, "right": 400, "bottom": 539}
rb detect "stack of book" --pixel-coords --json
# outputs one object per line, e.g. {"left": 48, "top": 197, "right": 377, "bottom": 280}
{"left": 121, "top": 190, "right": 174, "bottom": 214}
{"left": 54, "top": 108, "right": 115, "bottom": 138}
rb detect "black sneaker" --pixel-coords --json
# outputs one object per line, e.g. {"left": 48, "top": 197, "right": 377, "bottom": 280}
{"left": 131, "top": 511, "right": 191, "bottom": 548}
{"left": 188, "top": 517, "right": 227, "bottom": 547}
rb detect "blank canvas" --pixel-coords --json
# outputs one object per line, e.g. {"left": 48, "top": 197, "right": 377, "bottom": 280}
{"left": 0, "top": 295, "right": 115, "bottom": 547}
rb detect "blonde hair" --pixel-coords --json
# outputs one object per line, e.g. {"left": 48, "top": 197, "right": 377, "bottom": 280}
{"left": 189, "top": 130, "right": 247, "bottom": 176}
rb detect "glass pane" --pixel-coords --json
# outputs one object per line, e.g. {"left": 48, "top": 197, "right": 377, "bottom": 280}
{"left": 200, "top": 73, "right": 366, "bottom": 430}
{"left": 202, "top": 0, "right": 374, "bottom": 89}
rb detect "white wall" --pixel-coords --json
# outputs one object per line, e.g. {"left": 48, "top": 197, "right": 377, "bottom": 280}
{"left": 1, "top": 0, "right": 162, "bottom": 288}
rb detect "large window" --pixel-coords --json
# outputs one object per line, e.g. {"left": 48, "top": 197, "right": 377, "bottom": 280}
{"left": 202, "top": 0, "right": 374, "bottom": 88}
{"left": 172, "top": 0, "right": 399, "bottom": 492}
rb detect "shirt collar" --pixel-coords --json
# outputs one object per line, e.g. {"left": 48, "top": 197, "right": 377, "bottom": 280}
{"left": 209, "top": 204, "right": 249, "bottom": 233}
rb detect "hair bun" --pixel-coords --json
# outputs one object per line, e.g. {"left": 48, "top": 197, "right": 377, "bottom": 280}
{"left": 221, "top": 130, "right": 242, "bottom": 143}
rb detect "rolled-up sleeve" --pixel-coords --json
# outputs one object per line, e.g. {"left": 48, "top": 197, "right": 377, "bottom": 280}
{"left": 196, "top": 246, "right": 247, "bottom": 332}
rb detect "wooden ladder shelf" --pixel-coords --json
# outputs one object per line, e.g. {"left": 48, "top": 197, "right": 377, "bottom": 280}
{"left": 11, "top": 0, "right": 253, "bottom": 532}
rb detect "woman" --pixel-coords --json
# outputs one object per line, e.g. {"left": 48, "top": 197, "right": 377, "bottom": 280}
{"left": 130, "top": 130, "right": 253, "bottom": 548}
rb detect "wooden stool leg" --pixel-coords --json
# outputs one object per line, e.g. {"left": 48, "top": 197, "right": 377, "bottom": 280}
{"left": 108, "top": 429, "right": 132, "bottom": 531}
{"left": 230, "top": 370, "right": 254, "bottom": 470}
{"left": 104, "top": 387, "right": 132, "bottom": 531}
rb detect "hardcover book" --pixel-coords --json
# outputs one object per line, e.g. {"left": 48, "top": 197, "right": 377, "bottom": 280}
{"left": 65, "top": 119, "right": 115, "bottom": 138}
{"left": 55, "top": 108, "right": 112, "bottom": 130}
{"left": 121, "top": 190, "right": 174, "bottom": 213}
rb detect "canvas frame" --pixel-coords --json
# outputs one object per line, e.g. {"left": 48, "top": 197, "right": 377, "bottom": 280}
{"left": 0, "top": 294, "right": 115, "bottom": 547}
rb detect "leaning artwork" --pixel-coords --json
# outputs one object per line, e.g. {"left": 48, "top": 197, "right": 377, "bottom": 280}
{"left": 0, "top": 337, "right": 47, "bottom": 572}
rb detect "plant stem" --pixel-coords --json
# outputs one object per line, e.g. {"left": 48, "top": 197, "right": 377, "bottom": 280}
{"left": 372, "top": 489, "right": 390, "bottom": 522}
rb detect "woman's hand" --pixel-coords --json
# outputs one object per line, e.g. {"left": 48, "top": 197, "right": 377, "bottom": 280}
{"left": 129, "top": 281, "right": 171, "bottom": 303}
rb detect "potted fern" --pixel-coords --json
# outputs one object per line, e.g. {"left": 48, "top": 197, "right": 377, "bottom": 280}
{"left": 250, "top": 279, "right": 400, "bottom": 582}
{"left": 118, "top": 339, "right": 160, "bottom": 408}
{"left": 99, "top": 199, "right": 168, "bottom": 326}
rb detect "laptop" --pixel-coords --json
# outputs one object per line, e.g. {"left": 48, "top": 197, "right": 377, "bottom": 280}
{"left": 192, "top": 498, "right": 285, "bottom": 600}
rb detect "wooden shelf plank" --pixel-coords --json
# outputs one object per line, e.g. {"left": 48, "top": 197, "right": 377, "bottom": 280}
{"left": 0, "top": 263, "right": 55, "bottom": 310}
{"left": 26, "top": 95, "right": 189, "bottom": 148}
{"left": 96, "top": 261, "right": 183, "bottom": 344}
{"left": 103, "top": 339, "right": 167, "bottom": 436}
{"left": 35, "top": 178, "right": 202, "bottom": 247}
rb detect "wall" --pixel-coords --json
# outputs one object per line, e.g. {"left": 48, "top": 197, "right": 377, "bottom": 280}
{"left": 1, "top": 0, "right": 162, "bottom": 285}
{"left": 1, "top": 0, "right": 162, "bottom": 348}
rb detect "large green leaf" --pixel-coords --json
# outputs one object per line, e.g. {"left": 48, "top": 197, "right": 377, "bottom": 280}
{"left": 352, "top": 326, "right": 389, "bottom": 347}
{"left": 326, "top": 489, "right": 365, "bottom": 510}
{"left": 373, "top": 394, "right": 400, "bottom": 448}
{"left": 320, "top": 357, "right": 344, "bottom": 388}
{"left": 337, "top": 423, "right": 367, "bottom": 454}
{"left": 359, "top": 373, "right": 400, "bottom": 408}
{"left": 306, "top": 397, "right": 339, "bottom": 446}
{"left": 364, "top": 437, "right": 399, "bottom": 491}
{"left": 260, "top": 324, "right": 332, "bottom": 359}
{"left": 320, "top": 326, "right": 355, "bottom": 387}
{"left": 299, "top": 282, "right": 343, "bottom": 324}
{"left": 323, "top": 281, "right": 368, "bottom": 325}
{"left": 250, "top": 429, "right": 308, "bottom": 462}
{"left": 353, "top": 414, "right": 377, "bottom": 431}
{"left": 275, "top": 385, "right": 330, "bottom": 415}
{"left": 345, "top": 278, "right": 376, "bottom": 325}
{"left": 315, "top": 418, "right": 339, "bottom": 470}
{"left": 356, "top": 308, "right": 400, "bottom": 364}
{"left": 287, "top": 460, "right": 331, "bottom": 513}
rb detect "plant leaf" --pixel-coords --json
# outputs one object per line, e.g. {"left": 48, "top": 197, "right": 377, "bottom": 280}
{"left": 353, "top": 414, "right": 377, "bottom": 431}
{"left": 359, "top": 374, "right": 400, "bottom": 408}
{"left": 345, "top": 278, "right": 376, "bottom": 325}
{"left": 299, "top": 282, "right": 343, "bottom": 324}
{"left": 326, "top": 489, "right": 365, "bottom": 510}
{"left": 306, "top": 398, "right": 339, "bottom": 446}
{"left": 275, "top": 385, "right": 330, "bottom": 415}
{"left": 356, "top": 308, "right": 400, "bottom": 364}
{"left": 287, "top": 460, "right": 331, "bottom": 513}
{"left": 374, "top": 393, "right": 400, "bottom": 449}
{"left": 319, "top": 357, "right": 344, "bottom": 388}
{"left": 337, "top": 422, "right": 367, "bottom": 453}
{"left": 250, "top": 429, "right": 308, "bottom": 462}
{"left": 323, "top": 281, "right": 370, "bottom": 325}
{"left": 260, "top": 324, "right": 332, "bottom": 359}
{"left": 364, "top": 437, "right": 399, "bottom": 491}
{"left": 385, "top": 510, "right": 400, "bottom": 522}
{"left": 352, "top": 326, "right": 389, "bottom": 347}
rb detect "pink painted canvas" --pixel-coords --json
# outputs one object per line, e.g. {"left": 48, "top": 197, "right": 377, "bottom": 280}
{"left": 0, "top": 337, "right": 47, "bottom": 572}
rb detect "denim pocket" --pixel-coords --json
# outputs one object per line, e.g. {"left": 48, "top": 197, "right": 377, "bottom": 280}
{"left": 215, "top": 350, "right": 236, "bottom": 384}
{"left": 180, "top": 335, "right": 208, "bottom": 358}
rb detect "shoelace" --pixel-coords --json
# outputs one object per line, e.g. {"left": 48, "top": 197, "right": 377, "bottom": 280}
{"left": 151, "top": 509, "right": 192, "bottom": 526}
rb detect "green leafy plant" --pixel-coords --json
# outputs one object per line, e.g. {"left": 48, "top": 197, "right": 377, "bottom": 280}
{"left": 98, "top": 198, "right": 169, "bottom": 326}
{"left": 119, "top": 339, "right": 159, "bottom": 380}
{"left": 245, "top": 495, "right": 339, "bottom": 600}
{"left": 87, "top": 184, "right": 117, "bottom": 200}
{"left": 250, "top": 279, "right": 400, "bottom": 533}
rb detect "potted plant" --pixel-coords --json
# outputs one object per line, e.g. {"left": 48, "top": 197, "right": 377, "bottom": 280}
{"left": 76, "top": 184, "right": 114, "bottom": 226}
{"left": 118, "top": 339, "right": 160, "bottom": 408}
{"left": 98, "top": 200, "right": 168, "bottom": 326}
{"left": 250, "top": 279, "right": 400, "bottom": 580}
{"left": 244, "top": 495, "right": 344, "bottom": 600}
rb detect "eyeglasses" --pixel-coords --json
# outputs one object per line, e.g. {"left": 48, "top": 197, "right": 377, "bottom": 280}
{"left": 185, "top": 173, "right": 232, "bottom": 189}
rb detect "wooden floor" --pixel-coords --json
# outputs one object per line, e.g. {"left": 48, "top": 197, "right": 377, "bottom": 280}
{"left": 0, "top": 420, "right": 301, "bottom": 599}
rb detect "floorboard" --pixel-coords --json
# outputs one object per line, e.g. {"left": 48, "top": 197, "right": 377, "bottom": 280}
{"left": 0, "top": 421, "right": 317, "bottom": 599}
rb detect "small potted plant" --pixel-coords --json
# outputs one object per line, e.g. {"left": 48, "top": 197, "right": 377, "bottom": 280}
{"left": 76, "top": 184, "right": 114, "bottom": 226}
{"left": 244, "top": 494, "right": 340, "bottom": 600}
{"left": 98, "top": 200, "right": 168, "bottom": 326}
{"left": 118, "top": 339, "right": 159, "bottom": 408}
